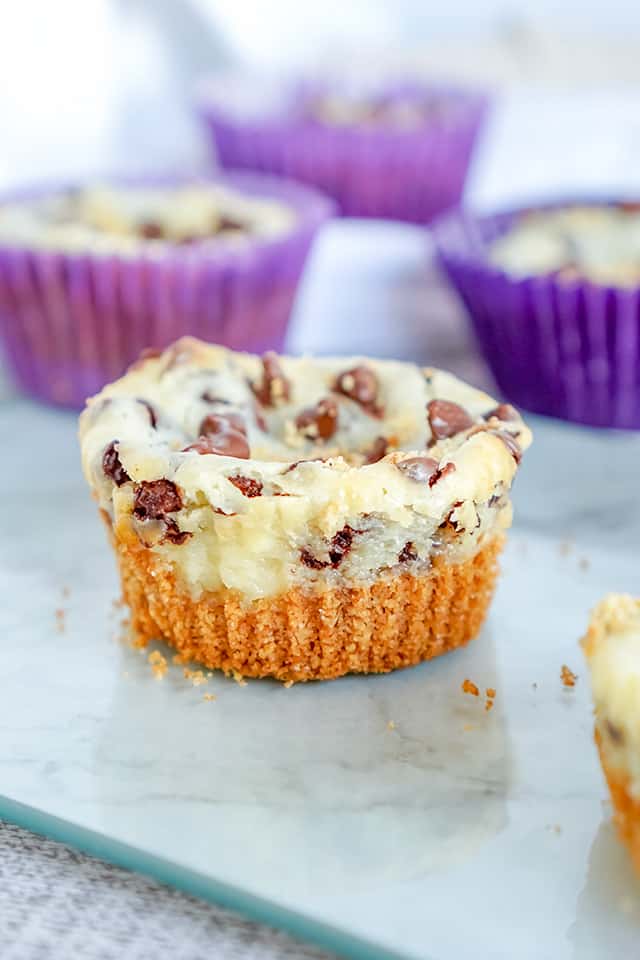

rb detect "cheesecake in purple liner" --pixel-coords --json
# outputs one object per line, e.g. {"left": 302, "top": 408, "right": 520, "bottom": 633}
{"left": 433, "top": 201, "right": 640, "bottom": 429}
{"left": 0, "top": 174, "right": 333, "bottom": 408}
{"left": 198, "top": 77, "right": 488, "bottom": 222}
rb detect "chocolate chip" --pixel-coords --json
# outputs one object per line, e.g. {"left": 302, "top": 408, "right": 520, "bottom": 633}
{"left": 363, "top": 436, "right": 388, "bottom": 464}
{"left": 139, "top": 221, "right": 165, "bottom": 240}
{"left": 329, "top": 524, "right": 357, "bottom": 566}
{"left": 428, "top": 461, "right": 456, "bottom": 488}
{"left": 398, "top": 542, "right": 418, "bottom": 563}
{"left": 300, "top": 524, "right": 360, "bottom": 570}
{"left": 201, "top": 391, "right": 231, "bottom": 405}
{"left": 283, "top": 458, "right": 325, "bottom": 473}
{"left": 296, "top": 398, "right": 338, "bottom": 441}
{"left": 334, "top": 365, "right": 382, "bottom": 416}
{"left": 182, "top": 437, "right": 222, "bottom": 455}
{"left": 197, "top": 413, "right": 250, "bottom": 459}
{"left": 300, "top": 548, "right": 329, "bottom": 570}
{"left": 102, "top": 441, "right": 130, "bottom": 486}
{"left": 605, "top": 718, "right": 624, "bottom": 744}
{"left": 137, "top": 398, "right": 157, "bottom": 429}
{"left": 484, "top": 403, "right": 518, "bottom": 422}
{"left": 490, "top": 430, "right": 522, "bottom": 464}
{"left": 252, "top": 352, "right": 290, "bottom": 407}
{"left": 228, "top": 475, "right": 263, "bottom": 498}
{"left": 427, "top": 399, "right": 474, "bottom": 443}
{"left": 217, "top": 214, "right": 245, "bottom": 232}
{"left": 133, "top": 479, "right": 183, "bottom": 520}
{"left": 162, "top": 518, "right": 191, "bottom": 545}
{"left": 200, "top": 413, "right": 246, "bottom": 437}
{"left": 396, "top": 456, "right": 439, "bottom": 483}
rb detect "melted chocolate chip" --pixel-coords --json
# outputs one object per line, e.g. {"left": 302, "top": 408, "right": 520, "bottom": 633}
{"left": 398, "top": 542, "right": 418, "bottom": 563}
{"left": 363, "top": 436, "right": 388, "bottom": 464}
{"left": 137, "top": 398, "right": 157, "bottom": 429}
{"left": 217, "top": 214, "right": 245, "bottom": 232}
{"left": 200, "top": 412, "right": 246, "bottom": 437}
{"left": 605, "top": 718, "right": 624, "bottom": 744}
{"left": 197, "top": 413, "right": 250, "bottom": 459}
{"left": 283, "top": 458, "right": 326, "bottom": 473}
{"left": 300, "top": 548, "right": 329, "bottom": 570}
{"left": 133, "top": 479, "right": 183, "bottom": 520}
{"left": 201, "top": 391, "right": 232, "bottom": 405}
{"left": 252, "top": 352, "right": 290, "bottom": 407}
{"left": 329, "top": 525, "right": 357, "bottom": 566}
{"left": 300, "top": 524, "right": 360, "bottom": 570}
{"left": 427, "top": 399, "right": 474, "bottom": 443}
{"left": 396, "top": 456, "right": 439, "bottom": 483}
{"left": 295, "top": 398, "right": 338, "bottom": 441}
{"left": 139, "top": 221, "right": 165, "bottom": 240}
{"left": 484, "top": 403, "right": 518, "bottom": 422}
{"left": 162, "top": 518, "right": 192, "bottom": 545}
{"left": 428, "top": 461, "right": 456, "bottom": 488}
{"left": 490, "top": 430, "right": 522, "bottom": 464}
{"left": 102, "top": 441, "right": 131, "bottom": 487}
{"left": 228, "top": 475, "right": 263, "bottom": 498}
{"left": 334, "top": 366, "right": 382, "bottom": 416}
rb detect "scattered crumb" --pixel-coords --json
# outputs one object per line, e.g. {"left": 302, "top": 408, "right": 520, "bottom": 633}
{"left": 559, "top": 539, "right": 574, "bottom": 557}
{"left": 484, "top": 686, "right": 496, "bottom": 712}
{"left": 561, "top": 664, "right": 577, "bottom": 688}
{"left": 546, "top": 824, "right": 562, "bottom": 835}
{"left": 61, "top": 585, "right": 71, "bottom": 599}
{"left": 532, "top": 682, "right": 538, "bottom": 690}
{"left": 579, "top": 556, "right": 590, "bottom": 571}
{"left": 283, "top": 679, "right": 294, "bottom": 689}
{"left": 203, "top": 693, "right": 217, "bottom": 703}
{"left": 485, "top": 699, "right": 494, "bottom": 712}
{"left": 183, "top": 667, "right": 207, "bottom": 687}
{"left": 231, "top": 670, "right": 247, "bottom": 687}
{"left": 463, "top": 723, "right": 476, "bottom": 732}
{"left": 462, "top": 678, "right": 480, "bottom": 697}
{"left": 54, "top": 608, "right": 66, "bottom": 634}
{"left": 387, "top": 720, "right": 396, "bottom": 730}
{"left": 148, "top": 650, "right": 168, "bottom": 679}
{"left": 206, "top": 672, "right": 213, "bottom": 678}
{"left": 111, "top": 596, "right": 124, "bottom": 611}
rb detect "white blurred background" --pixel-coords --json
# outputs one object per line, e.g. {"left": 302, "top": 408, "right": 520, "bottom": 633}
{"left": 1, "top": 0, "right": 640, "bottom": 208}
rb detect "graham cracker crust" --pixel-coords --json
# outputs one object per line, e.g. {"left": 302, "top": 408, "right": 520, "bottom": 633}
{"left": 111, "top": 530, "right": 504, "bottom": 682}
{"left": 597, "top": 733, "right": 640, "bottom": 873}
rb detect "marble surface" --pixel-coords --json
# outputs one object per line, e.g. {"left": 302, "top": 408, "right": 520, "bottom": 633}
{"left": 1, "top": 222, "right": 640, "bottom": 960}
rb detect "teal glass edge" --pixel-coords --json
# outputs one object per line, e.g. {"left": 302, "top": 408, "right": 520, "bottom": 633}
{"left": 0, "top": 793, "right": 418, "bottom": 960}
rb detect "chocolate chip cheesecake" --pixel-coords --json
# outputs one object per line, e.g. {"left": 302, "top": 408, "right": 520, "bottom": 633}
{"left": 79, "top": 338, "right": 532, "bottom": 682}
{"left": 489, "top": 204, "right": 640, "bottom": 287}
{"left": 583, "top": 596, "right": 640, "bottom": 871}
{"left": 0, "top": 181, "right": 294, "bottom": 253}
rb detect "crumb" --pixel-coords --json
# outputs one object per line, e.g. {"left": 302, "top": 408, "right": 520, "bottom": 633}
{"left": 111, "top": 596, "right": 124, "bottom": 610}
{"left": 122, "top": 671, "right": 130, "bottom": 679}
{"left": 203, "top": 693, "right": 216, "bottom": 702}
{"left": 148, "top": 650, "right": 168, "bottom": 679}
{"left": 463, "top": 723, "right": 475, "bottom": 732}
{"left": 172, "top": 652, "right": 189, "bottom": 665}
{"left": 206, "top": 672, "right": 213, "bottom": 678}
{"left": 561, "top": 664, "right": 577, "bottom": 688}
{"left": 579, "top": 556, "right": 590, "bottom": 571}
{"left": 546, "top": 824, "right": 562, "bottom": 834}
{"left": 283, "top": 679, "right": 294, "bottom": 689}
{"left": 231, "top": 670, "right": 247, "bottom": 687}
{"left": 532, "top": 682, "right": 538, "bottom": 690}
{"left": 486, "top": 687, "right": 496, "bottom": 698}
{"left": 55, "top": 608, "right": 65, "bottom": 634}
{"left": 61, "top": 585, "right": 71, "bottom": 598}
{"left": 183, "top": 668, "right": 207, "bottom": 687}
{"left": 559, "top": 539, "right": 573, "bottom": 557}
{"left": 387, "top": 720, "right": 396, "bottom": 730}
{"left": 485, "top": 699, "right": 494, "bottom": 712}
{"left": 462, "top": 678, "right": 479, "bottom": 697}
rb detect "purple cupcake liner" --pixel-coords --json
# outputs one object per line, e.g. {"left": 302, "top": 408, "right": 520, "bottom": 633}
{"left": 433, "top": 200, "right": 640, "bottom": 429}
{"left": 198, "top": 79, "right": 488, "bottom": 223}
{"left": 0, "top": 172, "right": 334, "bottom": 409}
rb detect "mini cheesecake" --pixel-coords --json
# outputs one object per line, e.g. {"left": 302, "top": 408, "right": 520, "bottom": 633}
{"left": 79, "top": 337, "right": 532, "bottom": 682}
{"left": 490, "top": 204, "right": 640, "bottom": 287}
{"left": 583, "top": 594, "right": 640, "bottom": 871}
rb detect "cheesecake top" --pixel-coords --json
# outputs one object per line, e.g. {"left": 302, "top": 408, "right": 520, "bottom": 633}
{"left": 80, "top": 338, "right": 532, "bottom": 599}
{"left": 490, "top": 205, "right": 640, "bottom": 287}
{"left": 0, "top": 182, "right": 295, "bottom": 255}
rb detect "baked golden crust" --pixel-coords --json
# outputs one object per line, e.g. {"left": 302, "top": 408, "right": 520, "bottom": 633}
{"left": 109, "top": 521, "right": 503, "bottom": 682}
{"left": 597, "top": 731, "right": 640, "bottom": 873}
